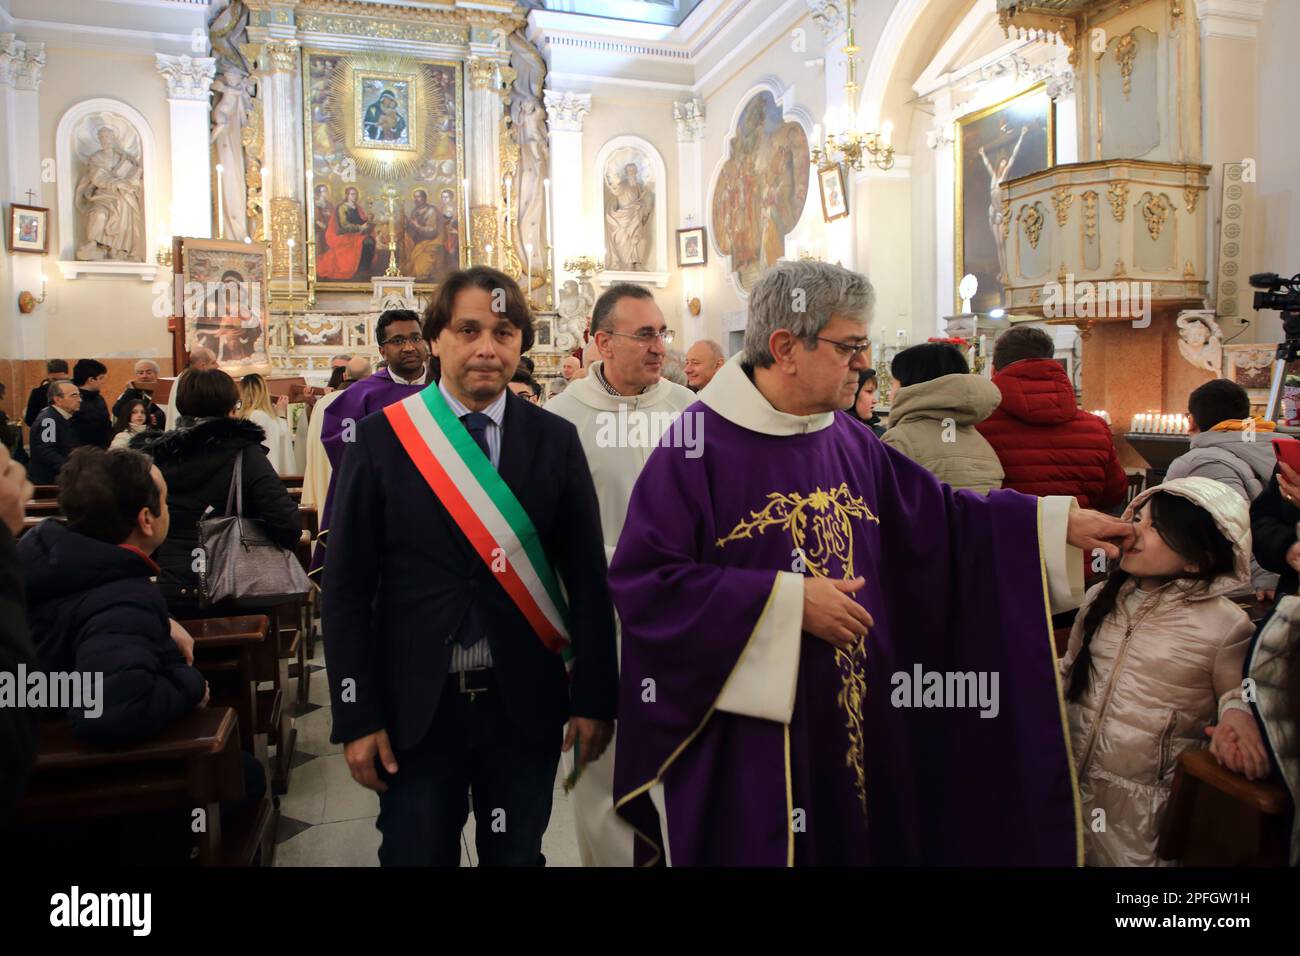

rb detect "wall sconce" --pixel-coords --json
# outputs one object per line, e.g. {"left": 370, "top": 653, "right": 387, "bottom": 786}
{"left": 18, "top": 273, "right": 47, "bottom": 313}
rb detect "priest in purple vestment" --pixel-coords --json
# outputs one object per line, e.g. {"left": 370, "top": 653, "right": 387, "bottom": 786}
{"left": 312, "top": 309, "right": 432, "bottom": 577}
{"left": 608, "top": 261, "right": 1135, "bottom": 866}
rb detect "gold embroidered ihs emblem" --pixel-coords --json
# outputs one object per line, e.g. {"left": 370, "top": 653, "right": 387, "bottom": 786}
{"left": 716, "top": 482, "right": 879, "bottom": 814}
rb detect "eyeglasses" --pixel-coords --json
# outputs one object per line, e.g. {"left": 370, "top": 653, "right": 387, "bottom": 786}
{"left": 813, "top": 335, "right": 872, "bottom": 360}
{"left": 381, "top": 333, "right": 424, "bottom": 347}
{"left": 605, "top": 329, "right": 676, "bottom": 346}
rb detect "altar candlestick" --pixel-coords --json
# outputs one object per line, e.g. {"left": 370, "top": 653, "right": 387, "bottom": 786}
{"left": 287, "top": 237, "right": 296, "bottom": 300}
{"left": 462, "top": 178, "right": 471, "bottom": 266}
{"left": 524, "top": 242, "right": 534, "bottom": 304}
{"left": 215, "top": 164, "right": 224, "bottom": 239}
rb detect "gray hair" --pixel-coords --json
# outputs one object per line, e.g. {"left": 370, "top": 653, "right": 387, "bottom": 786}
{"left": 48, "top": 380, "right": 76, "bottom": 404}
{"left": 692, "top": 339, "right": 725, "bottom": 363}
{"left": 743, "top": 261, "right": 875, "bottom": 368}
{"left": 134, "top": 359, "right": 160, "bottom": 374}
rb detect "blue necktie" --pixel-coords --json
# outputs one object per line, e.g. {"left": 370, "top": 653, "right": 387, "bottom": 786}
{"left": 453, "top": 412, "right": 493, "bottom": 649}
{"left": 461, "top": 411, "right": 492, "bottom": 462}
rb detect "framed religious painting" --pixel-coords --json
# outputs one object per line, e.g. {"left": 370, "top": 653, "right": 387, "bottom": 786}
{"left": 818, "top": 163, "right": 849, "bottom": 223}
{"left": 304, "top": 50, "right": 465, "bottom": 291}
{"left": 677, "top": 226, "right": 707, "bottom": 267}
{"left": 954, "top": 84, "right": 1055, "bottom": 314}
{"left": 6, "top": 203, "right": 48, "bottom": 254}
{"left": 177, "top": 237, "right": 272, "bottom": 375}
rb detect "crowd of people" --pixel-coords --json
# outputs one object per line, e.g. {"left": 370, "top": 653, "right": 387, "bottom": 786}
{"left": 1, "top": 260, "right": 1297, "bottom": 868}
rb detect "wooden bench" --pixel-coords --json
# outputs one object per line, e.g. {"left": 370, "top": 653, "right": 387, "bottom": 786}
{"left": 13, "top": 706, "right": 274, "bottom": 865}
{"left": 1158, "top": 748, "right": 1294, "bottom": 866}
{"left": 25, "top": 499, "right": 61, "bottom": 517}
{"left": 185, "top": 613, "right": 296, "bottom": 797}
{"left": 31, "top": 484, "right": 59, "bottom": 500}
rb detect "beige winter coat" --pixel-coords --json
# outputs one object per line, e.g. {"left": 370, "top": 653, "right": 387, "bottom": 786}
{"left": 1062, "top": 477, "right": 1255, "bottom": 866}
{"left": 882, "top": 373, "right": 1004, "bottom": 493}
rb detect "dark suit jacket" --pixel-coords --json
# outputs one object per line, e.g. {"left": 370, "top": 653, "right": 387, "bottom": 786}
{"left": 28, "top": 407, "right": 81, "bottom": 484}
{"left": 1251, "top": 466, "right": 1300, "bottom": 597}
{"left": 71, "top": 390, "right": 111, "bottom": 449}
{"left": 0, "top": 525, "right": 38, "bottom": 822}
{"left": 322, "top": 389, "right": 618, "bottom": 750}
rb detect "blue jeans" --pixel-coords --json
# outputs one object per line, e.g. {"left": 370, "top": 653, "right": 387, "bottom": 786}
{"left": 374, "top": 675, "right": 561, "bottom": 866}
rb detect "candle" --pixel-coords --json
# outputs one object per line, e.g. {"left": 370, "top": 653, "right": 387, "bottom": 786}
{"left": 524, "top": 242, "right": 533, "bottom": 303}
{"left": 287, "top": 237, "right": 296, "bottom": 297}
{"left": 882, "top": 120, "right": 894, "bottom": 147}
{"left": 215, "top": 164, "right": 224, "bottom": 239}
{"left": 543, "top": 178, "right": 553, "bottom": 247}
{"left": 486, "top": 243, "right": 494, "bottom": 269}
{"left": 462, "top": 178, "right": 471, "bottom": 265}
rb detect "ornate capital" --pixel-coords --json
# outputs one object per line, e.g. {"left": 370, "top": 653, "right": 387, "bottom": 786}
{"left": 544, "top": 90, "right": 591, "bottom": 133}
{"left": 673, "top": 99, "right": 705, "bottom": 143}
{"left": 0, "top": 34, "right": 46, "bottom": 91}
{"left": 155, "top": 53, "right": 216, "bottom": 101}
{"left": 468, "top": 57, "right": 499, "bottom": 91}
{"left": 263, "top": 40, "right": 299, "bottom": 74}
{"left": 805, "top": 1, "right": 847, "bottom": 39}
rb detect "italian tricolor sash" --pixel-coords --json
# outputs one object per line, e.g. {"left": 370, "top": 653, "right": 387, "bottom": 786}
{"left": 384, "top": 387, "right": 573, "bottom": 669}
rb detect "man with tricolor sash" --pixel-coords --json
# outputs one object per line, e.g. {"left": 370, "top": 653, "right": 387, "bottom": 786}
{"left": 322, "top": 267, "right": 618, "bottom": 867}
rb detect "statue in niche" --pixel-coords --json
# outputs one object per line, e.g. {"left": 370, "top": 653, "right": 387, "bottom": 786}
{"left": 604, "top": 157, "right": 654, "bottom": 272}
{"left": 74, "top": 125, "right": 145, "bottom": 262}
{"left": 1177, "top": 313, "right": 1223, "bottom": 376}
{"left": 507, "top": 28, "right": 549, "bottom": 292}
{"left": 211, "top": 70, "right": 256, "bottom": 242}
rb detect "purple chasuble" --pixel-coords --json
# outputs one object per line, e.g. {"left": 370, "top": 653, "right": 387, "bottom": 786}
{"left": 311, "top": 368, "right": 426, "bottom": 576}
{"left": 609, "top": 394, "right": 1081, "bottom": 866}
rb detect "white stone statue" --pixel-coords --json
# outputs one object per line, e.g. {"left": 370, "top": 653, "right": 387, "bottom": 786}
{"left": 555, "top": 277, "right": 596, "bottom": 352}
{"left": 74, "top": 126, "right": 145, "bottom": 261}
{"left": 604, "top": 160, "right": 653, "bottom": 272}
{"left": 508, "top": 28, "right": 549, "bottom": 289}
{"left": 1177, "top": 312, "right": 1224, "bottom": 375}
{"left": 211, "top": 69, "right": 256, "bottom": 242}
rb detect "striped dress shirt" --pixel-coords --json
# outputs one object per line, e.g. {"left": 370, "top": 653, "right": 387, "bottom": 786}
{"left": 438, "top": 381, "right": 507, "bottom": 672}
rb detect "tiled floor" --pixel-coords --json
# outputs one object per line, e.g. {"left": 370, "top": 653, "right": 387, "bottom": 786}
{"left": 272, "top": 638, "right": 582, "bottom": 867}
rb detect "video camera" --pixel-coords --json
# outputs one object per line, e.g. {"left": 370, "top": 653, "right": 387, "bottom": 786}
{"left": 1251, "top": 272, "right": 1300, "bottom": 336}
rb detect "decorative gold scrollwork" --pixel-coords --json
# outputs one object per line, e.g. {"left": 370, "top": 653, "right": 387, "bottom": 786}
{"left": 1140, "top": 191, "right": 1171, "bottom": 242}
{"left": 1022, "top": 203, "right": 1045, "bottom": 249}
{"left": 1051, "top": 186, "right": 1074, "bottom": 227}
{"left": 1107, "top": 181, "right": 1129, "bottom": 222}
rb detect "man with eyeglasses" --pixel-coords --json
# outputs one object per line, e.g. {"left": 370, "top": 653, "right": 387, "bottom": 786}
{"left": 323, "top": 267, "right": 616, "bottom": 866}
{"left": 608, "top": 260, "right": 1137, "bottom": 866}
{"left": 544, "top": 282, "right": 695, "bottom": 866}
{"left": 312, "top": 309, "right": 432, "bottom": 577}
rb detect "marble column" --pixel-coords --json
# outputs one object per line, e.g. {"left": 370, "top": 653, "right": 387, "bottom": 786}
{"left": 0, "top": 34, "right": 46, "bottom": 360}
{"left": 467, "top": 56, "right": 505, "bottom": 269}
{"left": 155, "top": 54, "right": 216, "bottom": 241}
{"left": 674, "top": 98, "right": 706, "bottom": 341}
{"left": 543, "top": 90, "right": 590, "bottom": 288}
{"left": 262, "top": 39, "right": 302, "bottom": 281}
{"left": 811, "top": 4, "right": 855, "bottom": 269}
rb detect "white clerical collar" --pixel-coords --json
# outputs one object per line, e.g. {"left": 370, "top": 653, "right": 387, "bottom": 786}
{"left": 53, "top": 405, "right": 74, "bottom": 420}
{"left": 438, "top": 379, "right": 507, "bottom": 428}
{"left": 389, "top": 366, "right": 426, "bottom": 386}
{"left": 699, "top": 353, "right": 837, "bottom": 436}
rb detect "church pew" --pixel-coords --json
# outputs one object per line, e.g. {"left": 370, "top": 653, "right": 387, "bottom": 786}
{"left": 1157, "top": 748, "right": 1293, "bottom": 866}
{"left": 31, "top": 484, "right": 59, "bottom": 500}
{"left": 11, "top": 706, "right": 268, "bottom": 866}
{"left": 185, "top": 612, "right": 296, "bottom": 797}
{"left": 24, "top": 498, "right": 60, "bottom": 517}
{"left": 280, "top": 474, "right": 304, "bottom": 490}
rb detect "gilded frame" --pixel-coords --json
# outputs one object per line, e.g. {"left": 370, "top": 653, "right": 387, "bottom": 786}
{"left": 303, "top": 48, "right": 466, "bottom": 293}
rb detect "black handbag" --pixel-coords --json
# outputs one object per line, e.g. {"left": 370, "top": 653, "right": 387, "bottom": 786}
{"left": 197, "top": 450, "right": 310, "bottom": 608}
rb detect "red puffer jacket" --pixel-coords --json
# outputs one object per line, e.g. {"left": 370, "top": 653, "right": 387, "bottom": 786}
{"left": 976, "top": 359, "right": 1128, "bottom": 509}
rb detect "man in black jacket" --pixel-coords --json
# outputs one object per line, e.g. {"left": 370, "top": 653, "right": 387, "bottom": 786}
{"left": 111, "top": 359, "right": 167, "bottom": 431}
{"left": 0, "top": 444, "right": 37, "bottom": 822}
{"left": 23, "top": 359, "right": 69, "bottom": 428}
{"left": 19, "top": 447, "right": 206, "bottom": 745}
{"left": 1251, "top": 460, "right": 1300, "bottom": 599}
{"left": 323, "top": 266, "right": 618, "bottom": 866}
{"left": 70, "top": 358, "right": 112, "bottom": 449}
{"left": 28, "top": 381, "right": 82, "bottom": 484}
